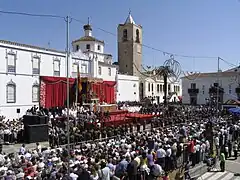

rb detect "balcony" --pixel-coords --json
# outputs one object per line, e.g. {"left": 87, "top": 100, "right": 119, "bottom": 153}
{"left": 188, "top": 88, "right": 199, "bottom": 94}
{"left": 236, "top": 87, "right": 240, "bottom": 94}
{"left": 209, "top": 86, "right": 224, "bottom": 94}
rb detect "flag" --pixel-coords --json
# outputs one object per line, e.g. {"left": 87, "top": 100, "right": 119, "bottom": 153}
{"left": 77, "top": 64, "right": 82, "bottom": 93}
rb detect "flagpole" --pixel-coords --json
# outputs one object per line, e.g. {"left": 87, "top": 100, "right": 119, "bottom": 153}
{"left": 75, "top": 64, "right": 79, "bottom": 106}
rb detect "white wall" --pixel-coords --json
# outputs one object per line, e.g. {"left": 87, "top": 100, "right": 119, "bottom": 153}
{"left": 73, "top": 40, "right": 105, "bottom": 54}
{"left": 142, "top": 77, "right": 182, "bottom": 104}
{"left": 117, "top": 74, "right": 139, "bottom": 102}
{"left": 0, "top": 41, "right": 91, "bottom": 119}
{"left": 98, "top": 64, "right": 117, "bottom": 81}
{"left": 182, "top": 72, "right": 239, "bottom": 104}
{"left": 0, "top": 75, "right": 39, "bottom": 119}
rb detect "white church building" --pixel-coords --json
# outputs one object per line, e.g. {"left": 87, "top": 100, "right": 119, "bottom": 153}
{"left": 0, "top": 22, "right": 117, "bottom": 119}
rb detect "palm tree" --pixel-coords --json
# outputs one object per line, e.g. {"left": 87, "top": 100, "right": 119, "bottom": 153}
{"left": 155, "top": 66, "right": 175, "bottom": 105}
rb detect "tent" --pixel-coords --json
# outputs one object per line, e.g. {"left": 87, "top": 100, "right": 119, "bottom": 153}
{"left": 228, "top": 107, "right": 240, "bottom": 114}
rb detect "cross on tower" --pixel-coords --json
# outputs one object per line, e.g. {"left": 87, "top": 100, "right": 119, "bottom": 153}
{"left": 87, "top": 17, "right": 90, "bottom": 25}
{"left": 129, "top": 9, "right": 131, "bottom": 15}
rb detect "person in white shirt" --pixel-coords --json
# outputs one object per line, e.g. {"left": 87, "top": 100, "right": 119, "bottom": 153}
{"left": 19, "top": 144, "right": 26, "bottom": 155}
{"left": 156, "top": 145, "right": 166, "bottom": 169}
{"left": 70, "top": 169, "right": 78, "bottom": 180}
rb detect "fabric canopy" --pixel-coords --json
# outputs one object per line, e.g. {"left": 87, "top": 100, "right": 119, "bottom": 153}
{"left": 228, "top": 107, "right": 240, "bottom": 114}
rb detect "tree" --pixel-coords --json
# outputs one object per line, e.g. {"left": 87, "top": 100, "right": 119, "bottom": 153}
{"left": 155, "top": 66, "right": 175, "bottom": 105}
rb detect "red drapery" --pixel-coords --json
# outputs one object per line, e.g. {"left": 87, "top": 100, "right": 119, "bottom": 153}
{"left": 40, "top": 76, "right": 116, "bottom": 108}
{"left": 91, "top": 81, "right": 116, "bottom": 104}
{"left": 40, "top": 76, "right": 75, "bottom": 108}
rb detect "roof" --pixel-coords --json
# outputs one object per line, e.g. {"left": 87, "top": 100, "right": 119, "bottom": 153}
{"left": 98, "top": 61, "right": 117, "bottom": 68}
{"left": 0, "top": 40, "right": 65, "bottom": 54}
{"left": 182, "top": 71, "right": 239, "bottom": 79}
{"left": 224, "top": 66, "right": 240, "bottom": 72}
{"left": 125, "top": 12, "right": 136, "bottom": 24}
{"left": 224, "top": 99, "right": 240, "bottom": 105}
{"left": 72, "top": 36, "right": 104, "bottom": 44}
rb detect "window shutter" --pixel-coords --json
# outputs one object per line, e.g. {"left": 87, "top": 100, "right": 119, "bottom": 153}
{"left": 7, "top": 85, "right": 15, "bottom": 102}
{"left": 8, "top": 55, "right": 15, "bottom": 66}
{"left": 54, "top": 61, "right": 60, "bottom": 71}
{"left": 33, "top": 58, "right": 39, "bottom": 69}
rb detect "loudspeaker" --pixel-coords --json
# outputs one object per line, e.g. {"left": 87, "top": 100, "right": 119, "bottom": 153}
{"left": 24, "top": 124, "right": 48, "bottom": 143}
{"left": 23, "top": 115, "right": 48, "bottom": 126}
{"left": 39, "top": 116, "right": 48, "bottom": 124}
{"left": 17, "top": 109, "right": 20, "bottom": 114}
{"left": 23, "top": 115, "right": 39, "bottom": 125}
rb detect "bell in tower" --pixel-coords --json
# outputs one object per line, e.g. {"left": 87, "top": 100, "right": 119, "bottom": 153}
{"left": 117, "top": 11, "right": 142, "bottom": 77}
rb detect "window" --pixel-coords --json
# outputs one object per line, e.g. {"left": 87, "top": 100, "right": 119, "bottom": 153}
{"left": 108, "top": 68, "right": 111, "bottom": 76}
{"left": 136, "top": 29, "right": 140, "bottom": 43}
{"left": 76, "top": 45, "right": 79, "bottom": 51}
{"left": 123, "top": 29, "right": 128, "bottom": 41}
{"left": 72, "top": 63, "right": 78, "bottom": 77}
{"left": 168, "top": 84, "right": 171, "bottom": 91}
{"left": 157, "top": 84, "right": 160, "bottom": 92}
{"left": 151, "top": 84, "right": 153, "bottom": 91}
{"left": 229, "top": 84, "right": 232, "bottom": 94}
{"left": 97, "top": 45, "right": 101, "bottom": 51}
{"left": 98, "top": 66, "right": 102, "bottom": 75}
{"left": 190, "top": 83, "right": 196, "bottom": 89}
{"left": 7, "top": 51, "right": 17, "bottom": 73}
{"left": 202, "top": 85, "right": 205, "bottom": 94}
{"left": 53, "top": 59, "right": 60, "bottom": 76}
{"left": 86, "top": 44, "right": 90, "bottom": 50}
{"left": 6, "top": 80, "right": 16, "bottom": 103}
{"left": 81, "top": 64, "right": 87, "bottom": 74}
{"left": 148, "top": 83, "right": 150, "bottom": 92}
{"left": 160, "top": 84, "right": 163, "bottom": 92}
{"left": 32, "top": 83, "right": 39, "bottom": 102}
{"left": 32, "top": 56, "right": 40, "bottom": 75}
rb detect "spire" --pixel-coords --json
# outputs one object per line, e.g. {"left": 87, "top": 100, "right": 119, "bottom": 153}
{"left": 125, "top": 10, "right": 136, "bottom": 24}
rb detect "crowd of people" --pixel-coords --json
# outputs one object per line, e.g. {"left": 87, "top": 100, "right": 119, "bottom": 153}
{"left": 0, "top": 104, "right": 239, "bottom": 179}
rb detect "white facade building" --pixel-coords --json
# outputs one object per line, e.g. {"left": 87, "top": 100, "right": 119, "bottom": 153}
{"left": 72, "top": 23, "right": 117, "bottom": 81}
{"left": 0, "top": 24, "right": 117, "bottom": 119}
{"left": 182, "top": 70, "right": 240, "bottom": 105}
{"left": 116, "top": 74, "right": 139, "bottom": 102}
{"left": 140, "top": 76, "right": 182, "bottom": 104}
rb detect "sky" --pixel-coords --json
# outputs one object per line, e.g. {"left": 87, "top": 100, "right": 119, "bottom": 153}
{"left": 0, "top": 0, "right": 240, "bottom": 73}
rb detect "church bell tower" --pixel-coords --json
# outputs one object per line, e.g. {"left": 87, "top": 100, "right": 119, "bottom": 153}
{"left": 117, "top": 12, "right": 142, "bottom": 76}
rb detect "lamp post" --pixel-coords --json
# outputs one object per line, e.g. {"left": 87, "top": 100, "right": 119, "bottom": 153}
{"left": 65, "top": 15, "right": 71, "bottom": 175}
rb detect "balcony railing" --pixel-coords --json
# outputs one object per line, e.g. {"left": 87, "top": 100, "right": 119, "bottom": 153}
{"left": 209, "top": 86, "right": 224, "bottom": 94}
{"left": 188, "top": 88, "right": 199, "bottom": 94}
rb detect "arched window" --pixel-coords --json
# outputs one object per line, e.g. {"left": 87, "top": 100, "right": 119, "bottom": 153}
{"left": 32, "top": 82, "right": 39, "bottom": 102}
{"left": 76, "top": 45, "right": 79, "bottom": 51}
{"left": 136, "top": 29, "right": 140, "bottom": 43}
{"left": 6, "top": 80, "right": 16, "bottom": 103}
{"left": 123, "top": 29, "right": 128, "bottom": 41}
